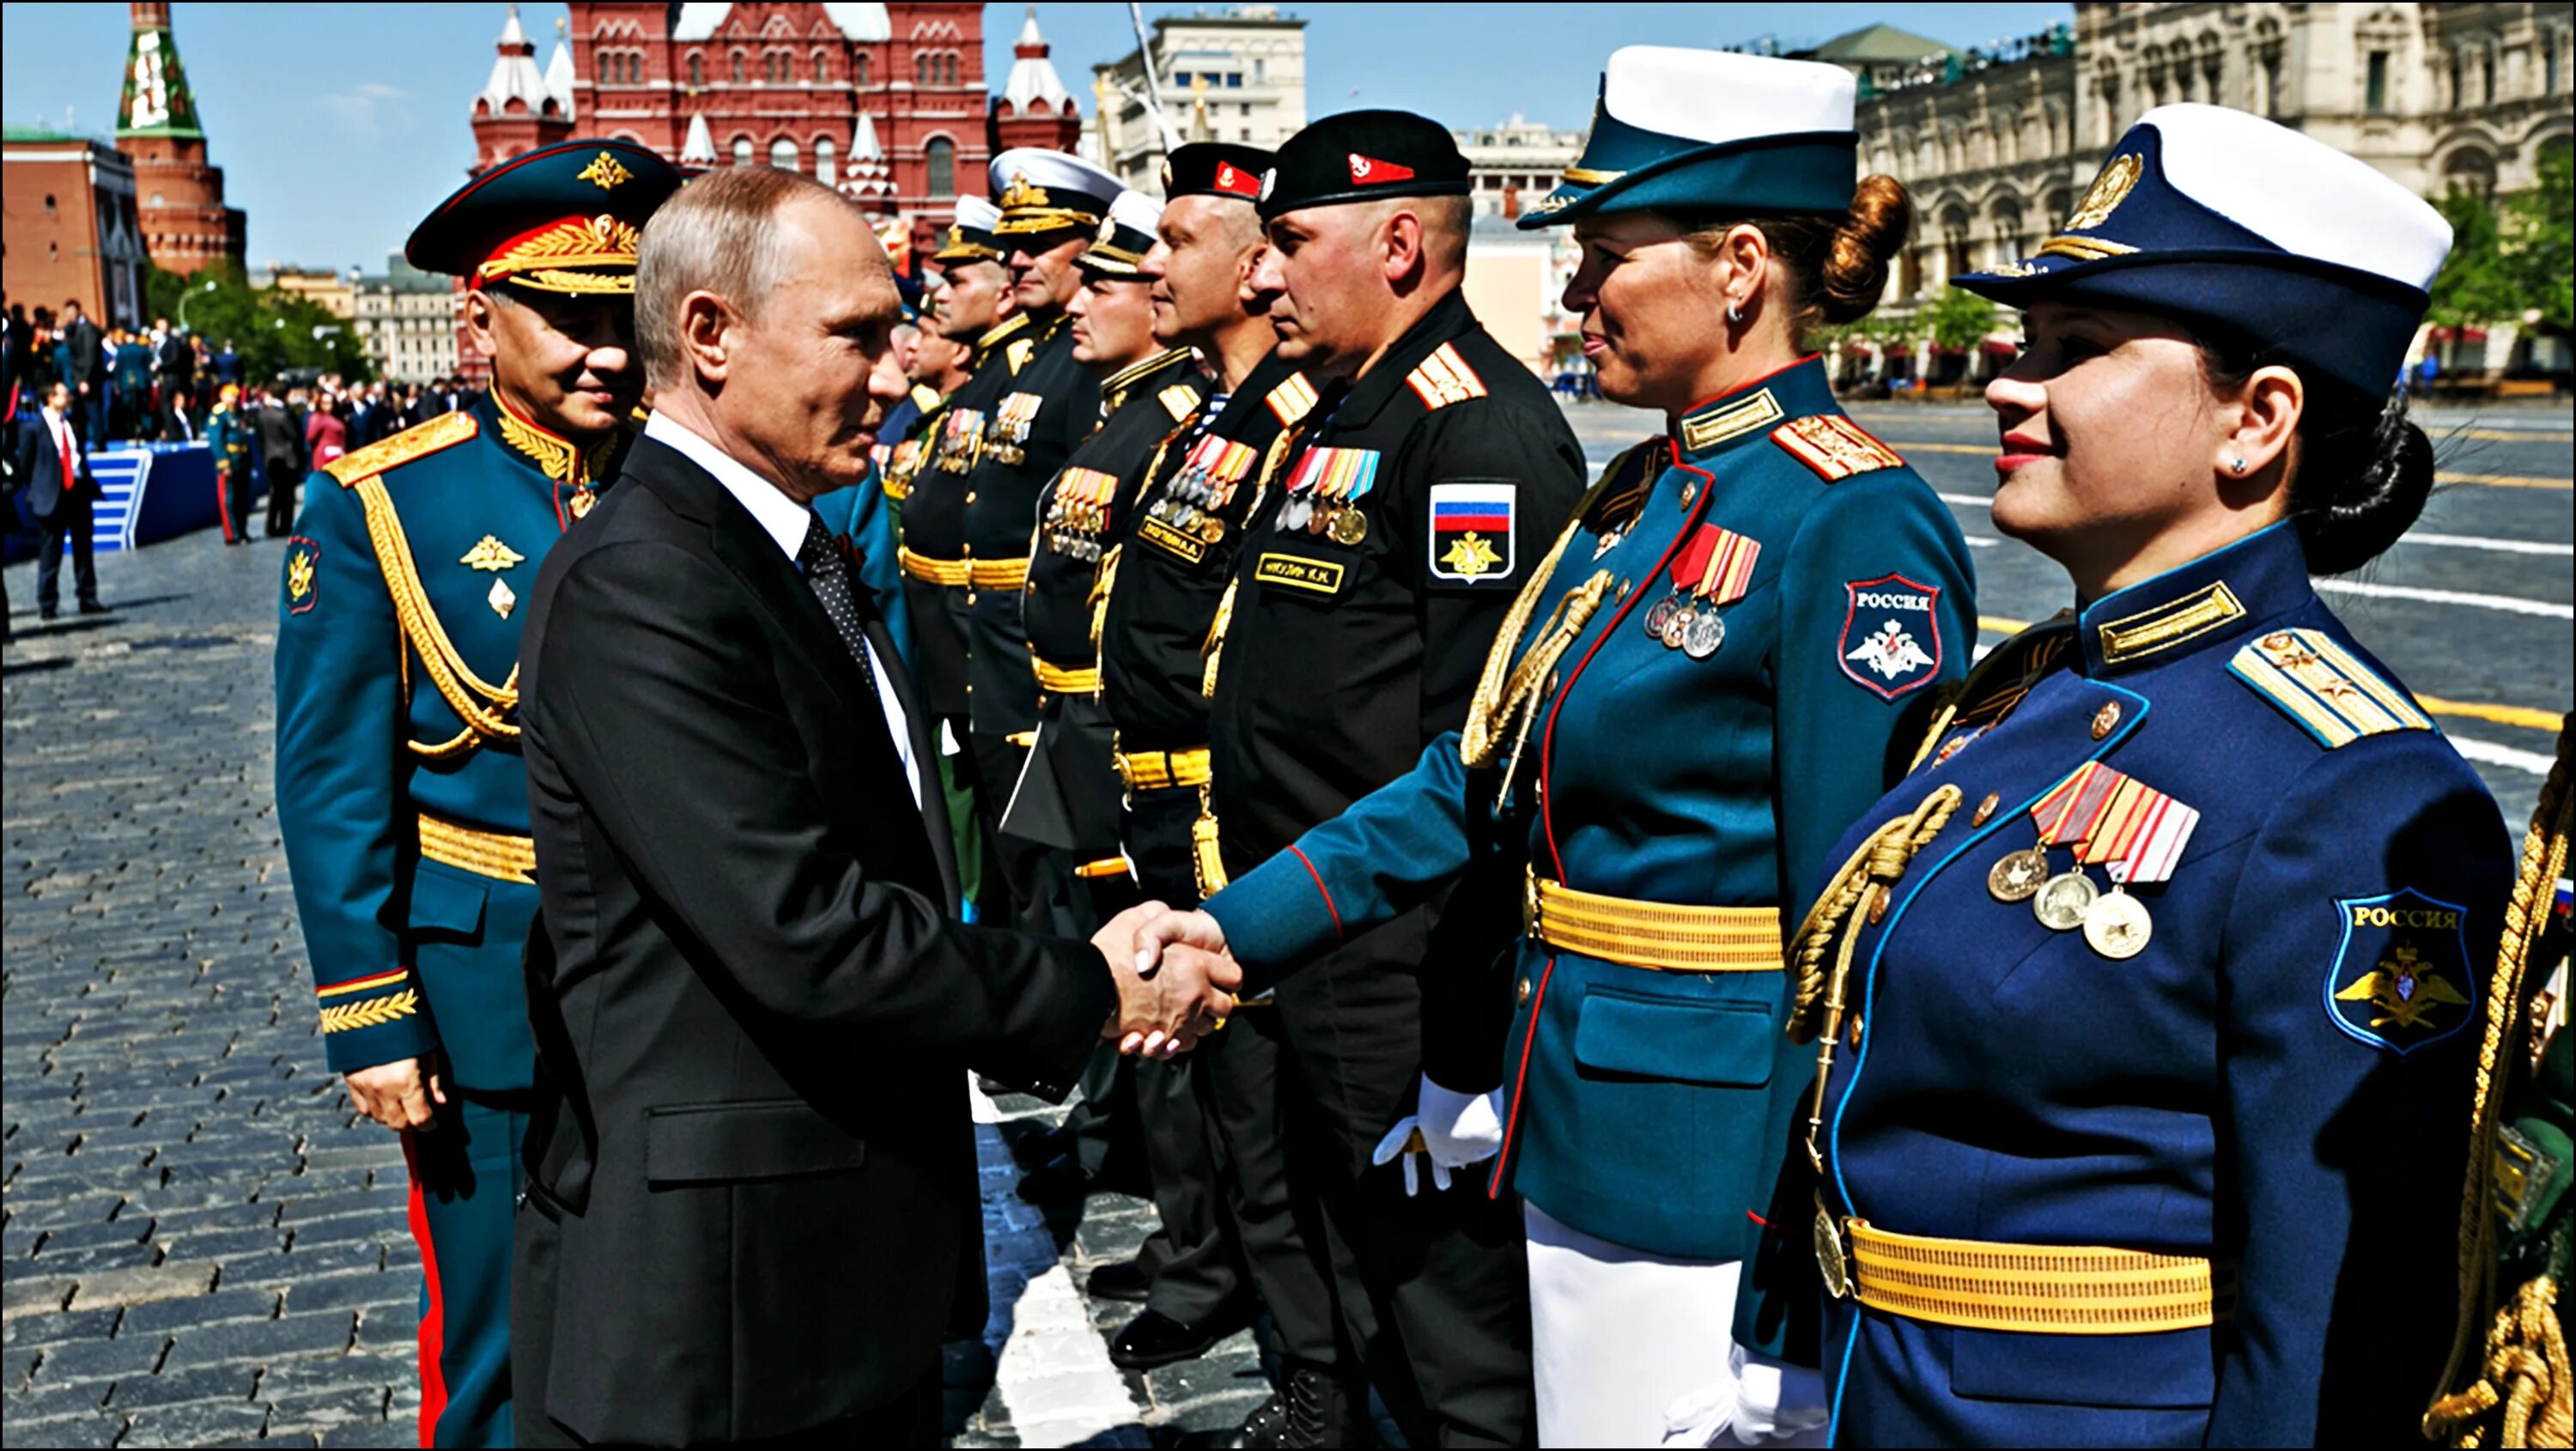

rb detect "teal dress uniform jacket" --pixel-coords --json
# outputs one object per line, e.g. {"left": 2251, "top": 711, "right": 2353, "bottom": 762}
{"left": 1203, "top": 357, "right": 1976, "bottom": 1355}
{"left": 1801, "top": 521, "right": 2509, "bottom": 1446}
{"left": 275, "top": 395, "right": 617, "bottom": 1090}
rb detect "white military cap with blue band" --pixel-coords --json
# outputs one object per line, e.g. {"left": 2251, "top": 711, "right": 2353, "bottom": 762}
{"left": 1079, "top": 190, "right": 1165, "bottom": 277}
{"left": 989, "top": 148, "right": 1126, "bottom": 240}
{"left": 1956, "top": 103, "right": 2452, "bottom": 398}
{"left": 1520, "top": 46, "right": 1860, "bottom": 228}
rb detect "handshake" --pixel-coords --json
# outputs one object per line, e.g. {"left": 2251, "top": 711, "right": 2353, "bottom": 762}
{"left": 1091, "top": 903, "right": 1242, "bottom": 1058}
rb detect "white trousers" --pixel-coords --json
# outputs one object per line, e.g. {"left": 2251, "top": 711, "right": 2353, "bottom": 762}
{"left": 1524, "top": 1202, "right": 1828, "bottom": 1449}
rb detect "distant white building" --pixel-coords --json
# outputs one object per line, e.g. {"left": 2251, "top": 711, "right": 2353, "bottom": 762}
{"left": 352, "top": 254, "right": 461, "bottom": 385}
{"left": 1453, "top": 114, "right": 1583, "bottom": 220}
{"left": 1089, "top": 5, "right": 1308, "bottom": 194}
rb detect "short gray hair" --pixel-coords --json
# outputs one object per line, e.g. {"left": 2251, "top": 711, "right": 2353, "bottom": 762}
{"left": 635, "top": 165, "right": 844, "bottom": 389}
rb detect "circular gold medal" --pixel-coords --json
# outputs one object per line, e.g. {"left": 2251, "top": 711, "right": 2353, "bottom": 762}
{"left": 1327, "top": 507, "right": 1370, "bottom": 546}
{"left": 1643, "top": 594, "right": 1680, "bottom": 641}
{"left": 2081, "top": 889, "right": 2153, "bottom": 959}
{"left": 2033, "top": 870, "right": 2098, "bottom": 931}
{"left": 1987, "top": 847, "right": 2050, "bottom": 903}
{"left": 1662, "top": 606, "right": 1695, "bottom": 650}
{"left": 1814, "top": 1207, "right": 1850, "bottom": 1301}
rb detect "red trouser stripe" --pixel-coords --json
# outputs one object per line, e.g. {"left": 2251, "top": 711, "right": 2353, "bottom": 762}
{"left": 401, "top": 1132, "right": 450, "bottom": 1448}
{"left": 216, "top": 471, "right": 238, "bottom": 543}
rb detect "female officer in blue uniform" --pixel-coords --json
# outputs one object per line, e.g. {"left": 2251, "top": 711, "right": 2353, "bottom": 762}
{"left": 1134, "top": 48, "right": 1973, "bottom": 1445}
{"left": 1788, "top": 105, "right": 2512, "bottom": 1446}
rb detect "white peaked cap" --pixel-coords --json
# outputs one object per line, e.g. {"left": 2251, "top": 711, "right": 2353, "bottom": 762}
{"left": 1604, "top": 46, "right": 1856, "bottom": 144}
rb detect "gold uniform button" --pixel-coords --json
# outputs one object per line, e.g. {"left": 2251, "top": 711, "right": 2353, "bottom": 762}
{"left": 1614, "top": 579, "right": 1631, "bottom": 603}
{"left": 964, "top": 492, "right": 978, "bottom": 504}
{"left": 1516, "top": 978, "right": 1532, "bottom": 1006}
{"left": 2091, "top": 702, "right": 2121, "bottom": 740}
{"left": 1973, "top": 792, "right": 1999, "bottom": 827}
{"left": 965, "top": 592, "right": 978, "bottom": 605}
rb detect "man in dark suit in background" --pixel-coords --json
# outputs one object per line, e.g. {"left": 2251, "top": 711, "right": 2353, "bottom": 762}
{"left": 154, "top": 318, "right": 193, "bottom": 440}
{"left": 59, "top": 300, "right": 105, "bottom": 445}
{"left": 511, "top": 164, "right": 1230, "bottom": 1448}
{"left": 13, "top": 381, "right": 108, "bottom": 620}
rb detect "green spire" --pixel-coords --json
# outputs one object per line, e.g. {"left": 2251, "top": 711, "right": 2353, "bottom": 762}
{"left": 118, "top": 15, "right": 204, "bottom": 140}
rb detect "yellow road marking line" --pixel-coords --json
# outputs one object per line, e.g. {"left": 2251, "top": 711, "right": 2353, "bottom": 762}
{"left": 2453, "top": 428, "right": 2573, "bottom": 443}
{"left": 2437, "top": 473, "right": 2569, "bottom": 489}
{"left": 1973, "top": 616, "right": 2561, "bottom": 732}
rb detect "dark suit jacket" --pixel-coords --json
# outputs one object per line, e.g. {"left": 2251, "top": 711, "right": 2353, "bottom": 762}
{"left": 514, "top": 434, "right": 1117, "bottom": 1444}
{"left": 13, "top": 412, "right": 98, "bottom": 518}
{"left": 155, "top": 332, "right": 191, "bottom": 380}
{"left": 63, "top": 318, "right": 103, "bottom": 384}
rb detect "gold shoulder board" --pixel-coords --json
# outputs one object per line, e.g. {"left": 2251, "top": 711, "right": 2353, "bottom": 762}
{"left": 325, "top": 410, "right": 480, "bottom": 487}
{"left": 1405, "top": 342, "right": 1488, "bottom": 411}
{"left": 1159, "top": 384, "right": 1202, "bottom": 422}
{"left": 1266, "top": 372, "right": 1320, "bottom": 427}
{"left": 1772, "top": 414, "right": 1905, "bottom": 482}
{"left": 2227, "top": 628, "right": 2433, "bottom": 749}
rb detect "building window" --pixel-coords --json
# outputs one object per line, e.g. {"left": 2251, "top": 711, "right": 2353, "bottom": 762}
{"left": 816, "top": 137, "right": 836, "bottom": 186}
{"left": 2366, "top": 51, "right": 2389, "bottom": 112}
{"left": 732, "top": 137, "right": 754, "bottom": 167}
{"left": 813, "top": 49, "right": 830, "bottom": 82}
{"left": 855, "top": 52, "right": 872, "bottom": 87}
{"left": 926, "top": 137, "right": 956, "bottom": 197}
{"left": 1226, "top": 72, "right": 1241, "bottom": 88}
{"left": 732, "top": 51, "right": 745, "bottom": 83}
{"left": 688, "top": 52, "right": 704, "bottom": 88}
{"left": 771, "top": 137, "right": 799, "bottom": 171}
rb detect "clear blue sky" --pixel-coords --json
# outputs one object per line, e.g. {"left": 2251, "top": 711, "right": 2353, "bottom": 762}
{"left": 2, "top": 3, "right": 2070, "bottom": 272}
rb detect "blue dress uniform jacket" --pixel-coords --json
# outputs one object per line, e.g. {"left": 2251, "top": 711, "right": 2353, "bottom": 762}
{"left": 275, "top": 393, "right": 617, "bottom": 1090}
{"left": 1206, "top": 357, "right": 1975, "bottom": 1354}
{"left": 1802, "top": 521, "right": 2508, "bottom": 1446}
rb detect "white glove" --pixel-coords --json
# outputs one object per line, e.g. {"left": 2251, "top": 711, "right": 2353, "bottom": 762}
{"left": 1370, "top": 1075, "right": 1504, "bottom": 1197}
{"left": 1660, "top": 1343, "right": 1829, "bottom": 1447}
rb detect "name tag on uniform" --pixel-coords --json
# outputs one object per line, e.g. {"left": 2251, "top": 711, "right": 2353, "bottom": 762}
{"left": 1255, "top": 552, "right": 1347, "bottom": 596}
{"left": 1139, "top": 515, "right": 1209, "bottom": 564}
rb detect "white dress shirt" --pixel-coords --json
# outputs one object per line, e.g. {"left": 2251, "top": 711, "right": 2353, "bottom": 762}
{"left": 643, "top": 412, "right": 920, "bottom": 810}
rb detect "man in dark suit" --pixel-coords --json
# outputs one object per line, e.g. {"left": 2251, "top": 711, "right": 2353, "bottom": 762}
{"left": 13, "top": 381, "right": 108, "bottom": 620}
{"left": 512, "top": 163, "right": 1226, "bottom": 1448}
{"left": 154, "top": 318, "right": 193, "bottom": 440}
{"left": 252, "top": 384, "right": 307, "bottom": 537}
{"left": 59, "top": 300, "right": 105, "bottom": 445}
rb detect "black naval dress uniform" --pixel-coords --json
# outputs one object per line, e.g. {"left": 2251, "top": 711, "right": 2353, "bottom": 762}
{"left": 1101, "top": 348, "right": 1338, "bottom": 1368}
{"left": 1206, "top": 267, "right": 1586, "bottom": 1443}
{"left": 1005, "top": 342, "right": 1206, "bottom": 897}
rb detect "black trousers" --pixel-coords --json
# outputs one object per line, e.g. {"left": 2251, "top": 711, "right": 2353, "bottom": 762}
{"left": 217, "top": 464, "right": 252, "bottom": 543}
{"left": 34, "top": 495, "right": 99, "bottom": 612}
{"left": 264, "top": 459, "right": 299, "bottom": 537}
{"left": 1271, "top": 918, "right": 1535, "bottom": 1448}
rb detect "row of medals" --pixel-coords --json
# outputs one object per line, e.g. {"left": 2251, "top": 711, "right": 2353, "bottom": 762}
{"left": 1145, "top": 458, "right": 1239, "bottom": 546}
{"left": 1986, "top": 845, "right": 2152, "bottom": 959}
{"left": 1043, "top": 512, "right": 1109, "bottom": 562}
{"left": 1640, "top": 586, "right": 1727, "bottom": 659}
{"left": 1279, "top": 489, "right": 1368, "bottom": 547}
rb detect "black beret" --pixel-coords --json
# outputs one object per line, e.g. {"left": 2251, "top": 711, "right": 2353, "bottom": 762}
{"left": 1161, "top": 143, "right": 1273, "bottom": 202}
{"left": 1257, "top": 111, "right": 1471, "bottom": 221}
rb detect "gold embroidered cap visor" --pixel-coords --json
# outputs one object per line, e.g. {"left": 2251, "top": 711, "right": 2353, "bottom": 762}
{"left": 405, "top": 137, "right": 683, "bottom": 291}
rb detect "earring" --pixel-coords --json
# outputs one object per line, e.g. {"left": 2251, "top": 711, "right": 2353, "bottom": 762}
{"left": 1727, "top": 301, "right": 1743, "bottom": 325}
{"left": 2230, "top": 457, "right": 2246, "bottom": 475}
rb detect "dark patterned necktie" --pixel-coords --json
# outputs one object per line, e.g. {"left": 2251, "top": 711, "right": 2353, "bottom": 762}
{"left": 797, "top": 514, "right": 880, "bottom": 701}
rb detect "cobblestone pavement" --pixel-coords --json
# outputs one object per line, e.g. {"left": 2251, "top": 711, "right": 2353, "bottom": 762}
{"left": 1, "top": 530, "right": 1265, "bottom": 1448}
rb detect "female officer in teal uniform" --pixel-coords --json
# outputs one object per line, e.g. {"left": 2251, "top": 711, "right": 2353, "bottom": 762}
{"left": 1788, "top": 105, "right": 2512, "bottom": 1446}
{"left": 1135, "top": 47, "right": 1972, "bottom": 1445}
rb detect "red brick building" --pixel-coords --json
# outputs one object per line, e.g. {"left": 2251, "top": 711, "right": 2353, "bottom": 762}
{"left": 116, "top": 2, "right": 246, "bottom": 278}
{"left": 2, "top": 128, "right": 149, "bottom": 328}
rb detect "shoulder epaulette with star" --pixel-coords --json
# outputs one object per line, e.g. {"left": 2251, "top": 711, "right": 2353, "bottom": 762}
{"left": 324, "top": 410, "right": 479, "bottom": 487}
{"left": 2227, "top": 628, "right": 2433, "bottom": 749}
{"left": 1771, "top": 413, "right": 1905, "bottom": 482}
{"left": 1405, "top": 342, "right": 1487, "bottom": 411}
{"left": 1266, "top": 372, "right": 1319, "bottom": 427}
{"left": 1158, "top": 383, "right": 1203, "bottom": 421}
{"left": 909, "top": 382, "right": 942, "bottom": 412}
{"left": 1581, "top": 439, "right": 1662, "bottom": 535}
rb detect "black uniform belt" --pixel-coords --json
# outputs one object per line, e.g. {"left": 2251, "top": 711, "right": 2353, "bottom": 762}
{"left": 417, "top": 811, "right": 537, "bottom": 885}
{"left": 1814, "top": 1199, "right": 2233, "bottom": 1335}
{"left": 1117, "top": 747, "right": 1212, "bottom": 792}
{"left": 898, "top": 546, "right": 1027, "bottom": 591}
{"left": 1526, "top": 872, "right": 1783, "bottom": 973}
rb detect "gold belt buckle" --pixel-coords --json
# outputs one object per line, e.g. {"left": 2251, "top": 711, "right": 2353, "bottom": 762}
{"left": 1814, "top": 1198, "right": 1852, "bottom": 1301}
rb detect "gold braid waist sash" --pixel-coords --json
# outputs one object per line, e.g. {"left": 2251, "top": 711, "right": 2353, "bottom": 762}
{"left": 1830, "top": 1215, "right": 2234, "bottom": 1335}
{"left": 1116, "top": 747, "right": 1212, "bottom": 792}
{"left": 417, "top": 811, "right": 538, "bottom": 886}
{"left": 898, "top": 546, "right": 1028, "bottom": 591}
{"left": 1526, "top": 874, "right": 1783, "bottom": 973}
{"left": 1032, "top": 658, "right": 1100, "bottom": 695}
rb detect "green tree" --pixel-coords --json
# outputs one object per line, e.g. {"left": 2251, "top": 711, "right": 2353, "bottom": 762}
{"left": 143, "top": 264, "right": 375, "bottom": 385}
{"left": 2427, "top": 185, "right": 2520, "bottom": 329}
{"left": 2500, "top": 143, "right": 2573, "bottom": 332}
{"left": 1923, "top": 285, "right": 1999, "bottom": 354}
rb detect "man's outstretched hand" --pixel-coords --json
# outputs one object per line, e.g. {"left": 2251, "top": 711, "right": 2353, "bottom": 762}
{"left": 1094, "top": 902, "right": 1237, "bottom": 1056}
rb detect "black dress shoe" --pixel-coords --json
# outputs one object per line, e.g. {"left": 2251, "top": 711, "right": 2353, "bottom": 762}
{"left": 1084, "top": 1257, "right": 1151, "bottom": 1303}
{"left": 76, "top": 601, "right": 109, "bottom": 616}
{"left": 39, "top": 607, "right": 58, "bottom": 622}
{"left": 1109, "top": 1308, "right": 1228, "bottom": 1370}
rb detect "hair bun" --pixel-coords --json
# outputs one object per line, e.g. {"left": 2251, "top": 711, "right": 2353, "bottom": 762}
{"left": 1818, "top": 175, "right": 1914, "bottom": 326}
{"left": 2295, "top": 392, "right": 2434, "bottom": 575}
